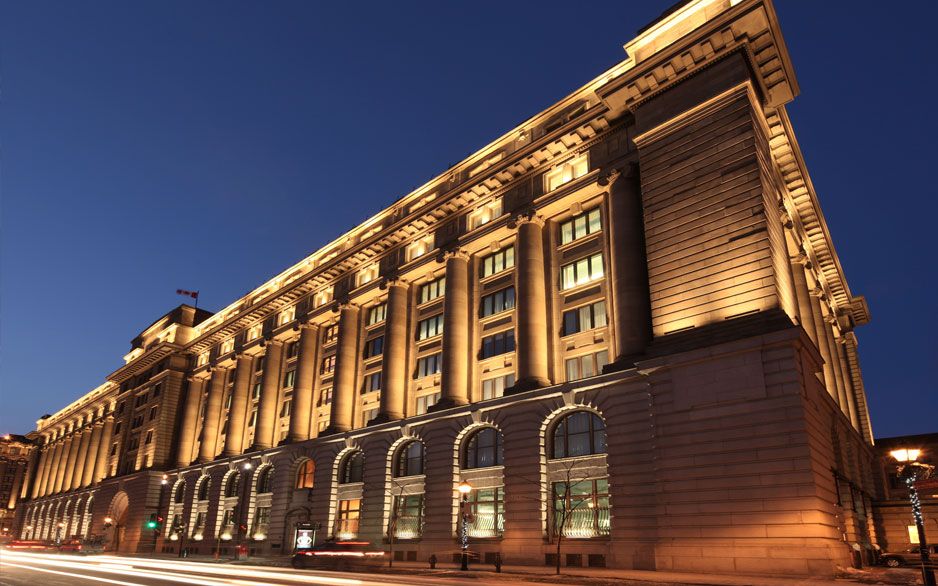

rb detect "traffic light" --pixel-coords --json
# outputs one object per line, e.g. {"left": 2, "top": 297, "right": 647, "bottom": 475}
{"left": 146, "top": 513, "right": 163, "bottom": 531}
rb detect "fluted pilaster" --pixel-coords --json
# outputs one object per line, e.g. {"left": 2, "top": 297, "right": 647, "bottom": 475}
{"left": 176, "top": 377, "right": 205, "bottom": 467}
{"left": 222, "top": 356, "right": 253, "bottom": 457}
{"left": 252, "top": 340, "right": 284, "bottom": 450}
{"left": 198, "top": 368, "right": 227, "bottom": 462}
{"left": 288, "top": 324, "right": 320, "bottom": 442}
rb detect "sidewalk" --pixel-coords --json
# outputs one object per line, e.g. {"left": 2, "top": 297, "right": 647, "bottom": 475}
{"left": 147, "top": 553, "right": 926, "bottom": 586}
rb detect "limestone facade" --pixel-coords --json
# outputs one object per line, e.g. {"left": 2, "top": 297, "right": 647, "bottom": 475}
{"left": 17, "top": 0, "right": 881, "bottom": 575}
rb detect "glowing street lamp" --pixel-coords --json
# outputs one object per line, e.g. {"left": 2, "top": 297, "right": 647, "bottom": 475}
{"left": 457, "top": 480, "right": 473, "bottom": 571}
{"left": 889, "top": 447, "right": 936, "bottom": 586}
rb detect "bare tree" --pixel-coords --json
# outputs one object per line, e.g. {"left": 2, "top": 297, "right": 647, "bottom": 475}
{"left": 384, "top": 479, "right": 408, "bottom": 568}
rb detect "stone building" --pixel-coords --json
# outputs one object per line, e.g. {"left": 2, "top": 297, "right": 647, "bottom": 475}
{"left": 0, "top": 434, "right": 37, "bottom": 537}
{"left": 18, "top": 0, "right": 882, "bottom": 575}
{"left": 872, "top": 434, "right": 938, "bottom": 556}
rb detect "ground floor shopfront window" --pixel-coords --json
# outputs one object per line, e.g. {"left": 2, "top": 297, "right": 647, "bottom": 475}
{"left": 391, "top": 494, "right": 424, "bottom": 540}
{"left": 552, "top": 478, "right": 610, "bottom": 538}
{"left": 466, "top": 487, "right": 504, "bottom": 538}
{"left": 335, "top": 498, "right": 361, "bottom": 540}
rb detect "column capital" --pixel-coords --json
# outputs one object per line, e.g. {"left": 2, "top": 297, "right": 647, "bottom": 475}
{"left": 379, "top": 275, "right": 409, "bottom": 290}
{"left": 259, "top": 338, "right": 283, "bottom": 349}
{"left": 597, "top": 162, "right": 638, "bottom": 187}
{"left": 436, "top": 247, "right": 469, "bottom": 263}
{"left": 508, "top": 208, "right": 544, "bottom": 229}
{"left": 332, "top": 300, "right": 359, "bottom": 313}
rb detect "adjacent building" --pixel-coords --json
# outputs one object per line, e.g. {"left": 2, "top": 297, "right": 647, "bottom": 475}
{"left": 16, "top": 0, "right": 883, "bottom": 576}
{"left": 873, "top": 434, "right": 938, "bottom": 555}
{"left": 0, "top": 434, "right": 37, "bottom": 538}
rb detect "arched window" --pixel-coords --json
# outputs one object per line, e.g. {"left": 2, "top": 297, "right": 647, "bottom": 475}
{"left": 295, "top": 460, "right": 315, "bottom": 489}
{"left": 551, "top": 411, "right": 606, "bottom": 459}
{"left": 224, "top": 473, "right": 241, "bottom": 498}
{"left": 173, "top": 481, "right": 187, "bottom": 504}
{"left": 256, "top": 467, "right": 274, "bottom": 494}
{"left": 393, "top": 440, "right": 424, "bottom": 478}
{"left": 339, "top": 451, "right": 364, "bottom": 484}
{"left": 463, "top": 427, "right": 503, "bottom": 469}
{"left": 197, "top": 477, "right": 211, "bottom": 501}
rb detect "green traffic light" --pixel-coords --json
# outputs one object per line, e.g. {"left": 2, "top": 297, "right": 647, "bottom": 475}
{"left": 146, "top": 521, "right": 157, "bottom": 529}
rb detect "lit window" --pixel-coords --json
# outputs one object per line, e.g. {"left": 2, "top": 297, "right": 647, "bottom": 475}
{"left": 560, "top": 253, "right": 604, "bottom": 290}
{"left": 468, "top": 198, "right": 503, "bottom": 230}
{"left": 416, "top": 315, "right": 444, "bottom": 340}
{"left": 314, "top": 290, "right": 332, "bottom": 308}
{"left": 322, "top": 325, "right": 338, "bottom": 345}
{"left": 357, "top": 264, "right": 378, "bottom": 287}
{"left": 416, "top": 354, "right": 442, "bottom": 378}
{"left": 480, "top": 287, "right": 515, "bottom": 318}
{"left": 392, "top": 495, "right": 425, "bottom": 540}
{"left": 465, "top": 488, "right": 504, "bottom": 538}
{"left": 552, "top": 478, "right": 610, "bottom": 538}
{"left": 364, "top": 336, "right": 384, "bottom": 359}
{"left": 321, "top": 355, "right": 336, "bottom": 375}
{"left": 295, "top": 460, "right": 314, "bottom": 489}
{"left": 367, "top": 304, "right": 387, "bottom": 326}
{"left": 560, "top": 208, "right": 601, "bottom": 245}
{"left": 317, "top": 387, "right": 333, "bottom": 406}
{"left": 545, "top": 153, "right": 588, "bottom": 192}
{"left": 406, "top": 235, "right": 435, "bottom": 262}
{"left": 481, "top": 374, "right": 515, "bottom": 400}
{"left": 247, "top": 323, "right": 263, "bottom": 341}
{"left": 197, "top": 352, "right": 209, "bottom": 367}
{"left": 362, "top": 372, "right": 382, "bottom": 393}
{"left": 278, "top": 306, "right": 296, "bottom": 326}
{"left": 419, "top": 277, "right": 445, "bottom": 304}
{"left": 564, "top": 350, "right": 609, "bottom": 382}
{"left": 220, "top": 339, "right": 235, "bottom": 355}
{"left": 335, "top": 499, "right": 361, "bottom": 540}
{"left": 481, "top": 330, "right": 515, "bottom": 359}
{"left": 562, "top": 301, "right": 607, "bottom": 336}
{"left": 481, "top": 247, "right": 515, "bottom": 278}
{"left": 415, "top": 392, "right": 440, "bottom": 415}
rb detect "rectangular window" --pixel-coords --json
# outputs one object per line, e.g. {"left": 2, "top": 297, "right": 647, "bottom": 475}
{"left": 419, "top": 277, "right": 445, "bottom": 304}
{"left": 364, "top": 336, "right": 384, "bottom": 358}
{"left": 252, "top": 507, "right": 271, "bottom": 538}
{"left": 152, "top": 383, "right": 162, "bottom": 397}
{"left": 562, "top": 300, "right": 607, "bottom": 335}
{"left": 392, "top": 494, "right": 425, "bottom": 539}
{"left": 367, "top": 303, "right": 387, "bottom": 326}
{"left": 286, "top": 341, "right": 299, "bottom": 360}
{"left": 545, "top": 153, "right": 589, "bottom": 192}
{"left": 251, "top": 382, "right": 262, "bottom": 400}
{"left": 416, "top": 354, "right": 442, "bottom": 378}
{"left": 481, "top": 374, "right": 515, "bottom": 400}
{"left": 321, "top": 355, "right": 336, "bottom": 375}
{"left": 406, "top": 235, "right": 435, "bottom": 262}
{"left": 362, "top": 372, "right": 382, "bottom": 393}
{"left": 149, "top": 406, "right": 158, "bottom": 421}
{"left": 317, "top": 387, "right": 333, "bottom": 407}
{"left": 280, "top": 399, "right": 292, "bottom": 418}
{"left": 467, "top": 487, "right": 504, "bottom": 538}
{"left": 560, "top": 208, "right": 601, "bottom": 245}
{"left": 254, "top": 356, "right": 265, "bottom": 373}
{"left": 357, "top": 265, "right": 378, "bottom": 287}
{"left": 415, "top": 392, "right": 441, "bottom": 415}
{"left": 552, "top": 478, "right": 610, "bottom": 538}
{"left": 416, "top": 315, "right": 444, "bottom": 340}
{"left": 564, "top": 350, "right": 609, "bottom": 382}
{"left": 283, "top": 368, "right": 296, "bottom": 389}
{"left": 362, "top": 407, "right": 379, "bottom": 426}
{"left": 335, "top": 499, "right": 361, "bottom": 540}
{"left": 247, "top": 323, "right": 263, "bottom": 341}
{"left": 481, "top": 330, "right": 515, "bottom": 359}
{"left": 468, "top": 198, "right": 503, "bottom": 230}
{"left": 221, "top": 338, "right": 235, "bottom": 355}
{"left": 249, "top": 409, "right": 258, "bottom": 427}
{"left": 144, "top": 430, "right": 153, "bottom": 445}
{"left": 481, "top": 247, "right": 515, "bottom": 278}
{"left": 323, "top": 325, "right": 339, "bottom": 345}
{"left": 480, "top": 287, "right": 515, "bottom": 317}
{"left": 278, "top": 306, "right": 295, "bottom": 326}
{"left": 560, "top": 253, "right": 604, "bottom": 290}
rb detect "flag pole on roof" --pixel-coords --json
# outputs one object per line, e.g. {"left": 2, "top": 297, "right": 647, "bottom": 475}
{"left": 176, "top": 289, "right": 200, "bottom": 308}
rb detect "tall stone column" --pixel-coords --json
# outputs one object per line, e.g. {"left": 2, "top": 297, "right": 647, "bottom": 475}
{"left": 70, "top": 429, "right": 92, "bottom": 491}
{"left": 63, "top": 431, "right": 82, "bottom": 492}
{"left": 32, "top": 446, "right": 51, "bottom": 498}
{"left": 8, "top": 461, "right": 25, "bottom": 510}
{"left": 785, "top": 230, "right": 818, "bottom": 347}
{"left": 198, "top": 368, "right": 227, "bottom": 463}
{"left": 514, "top": 216, "right": 551, "bottom": 390}
{"left": 81, "top": 422, "right": 103, "bottom": 488}
{"left": 326, "top": 304, "right": 361, "bottom": 433}
{"left": 806, "top": 279, "right": 839, "bottom": 404}
{"left": 376, "top": 280, "right": 409, "bottom": 422}
{"left": 53, "top": 436, "right": 74, "bottom": 494}
{"left": 288, "top": 324, "right": 320, "bottom": 442}
{"left": 222, "top": 356, "right": 254, "bottom": 457}
{"left": 252, "top": 341, "right": 284, "bottom": 451}
{"left": 833, "top": 335, "right": 860, "bottom": 429}
{"left": 818, "top": 299, "right": 850, "bottom": 418}
{"left": 605, "top": 168, "right": 652, "bottom": 368}
{"left": 176, "top": 377, "right": 205, "bottom": 467}
{"left": 46, "top": 441, "right": 65, "bottom": 496}
{"left": 93, "top": 416, "right": 115, "bottom": 483}
{"left": 439, "top": 251, "right": 470, "bottom": 408}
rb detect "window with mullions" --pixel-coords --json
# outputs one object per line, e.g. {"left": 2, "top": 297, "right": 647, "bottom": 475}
{"left": 564, "top": 350, "right": 609, "bottom": 382}
{"left": 392, "top": 495, "right": 424, "bottom": 540}
{"left": 393, "top": 441, "right": 425, "bottom": 477}
{"left": 280, "top": 399, "right": 292, "bottom": 418}
{"left": 480, "top": 287, "right": 515, "bottom": 318}
{"left": 416, "top": 315, "right": 444, "bottom": 340}
{"left": 481, "top": 330, "right": 515, "bottom": 359}
{"left": 295, "top": 460, "right": 314, "bottom": 489}
{"left": 562, "top": 301, "right": 607, "bottom": 336}
{"left": 364, "top": 336, "right": 384, "bottom": 358}
{"left": 224, "top": 473, "right": 241, "bottom": 498}
{"left": 561, "top": 253, "right": 604, "bottom": 290}
{"left": 339, "top": 451, "right": 364, "bottom": 484}
{"left": 367, "top": 304, "right": 387, "bottom": 326}
{"left": 256, "top": 467, "right": 274, "bottom": 494}
{"left": 362, "top": 372, "right": 382, "bottom": 393}
{"left": 466, "top": 487, "right": 504, "bottom": 538}
{"left": 321, "top": 355, "right": 336, "bottom": 375}
{"left": 254, "top": 356, "right": 266, "bottom": 374}
{"left": 323, "top": 325, "right": 339, "bottom": 345}
{"left": 419, "top": 278, "right": 445, "bottom": 304}
{"left": 551, "top": 411, "right": 606, "bottom": 459}
{"left": 286, "top": 341, "right": 299, "bottom": 360}
{"left": 415, "top": 392, "right": 440, "bottom": 415}
{"left": 463, "top": 427, "right": 503, "bottom": 469}
{"left": 282, "top": 368, "right": 296, "bottom": 389}
{"left": 335, "top": 498, "right": 361, "bottom": 540}
{"left": 560, "top": 208, "right": 601, "bottom": 245}
{"left": 416, "top": 354, "right": 442, "bottom": 378}
{"left": 481, "top": 247, "right": 515, "bottom": 278}
{"left": 481, "top": 373, "right": 515, "bottom": 400}
{"left": 251, "top": 382, "right": 262, "bottom": 400}
{"left": 317, "top": 387, "right": 333, "bottom": 406}
{"left": 552, "top": 478, "right": 610, "bottom": 538}
{"left": 197, "top": 478, "right": 211, "bottom": 501}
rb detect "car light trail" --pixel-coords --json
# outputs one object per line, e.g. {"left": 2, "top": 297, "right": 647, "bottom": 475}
{"left": 0, "top": 560, "right": 150, "bottom": 586}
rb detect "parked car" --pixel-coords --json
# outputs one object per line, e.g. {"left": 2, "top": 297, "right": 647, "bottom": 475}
{"left": 57, "top": 538, "right": 104, "bottom": 554}
{"left": 881, "top": 544, "right": 938, "bottom": 567}
{"left": 292, "top": 540, "right": 385, "bottom": 570}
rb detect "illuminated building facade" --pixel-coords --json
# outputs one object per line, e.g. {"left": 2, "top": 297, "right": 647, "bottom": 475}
{"left": 18, "top": 0, "right": 881, "bottom": 575}
{"left": 0, "top": 434, "right": 37, "bottom": 537}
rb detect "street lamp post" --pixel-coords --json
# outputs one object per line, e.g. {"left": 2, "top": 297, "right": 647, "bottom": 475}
{"left": 890, "top": 448, "right": 936, "bottom": 586}
{"left": 103, "top": 516, "right": 113, "bottom": 550}
{"left": 457, "top": 480, "right": 472, "bottom": 571}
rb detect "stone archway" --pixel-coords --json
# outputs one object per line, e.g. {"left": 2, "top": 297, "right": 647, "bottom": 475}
{"left": 107, "top": 491, "right": 130, "bottom": 552}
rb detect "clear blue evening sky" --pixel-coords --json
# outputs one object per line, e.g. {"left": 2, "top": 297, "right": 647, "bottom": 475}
{"left": 1, "top": 1, "right": 935, "bottom": 438}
